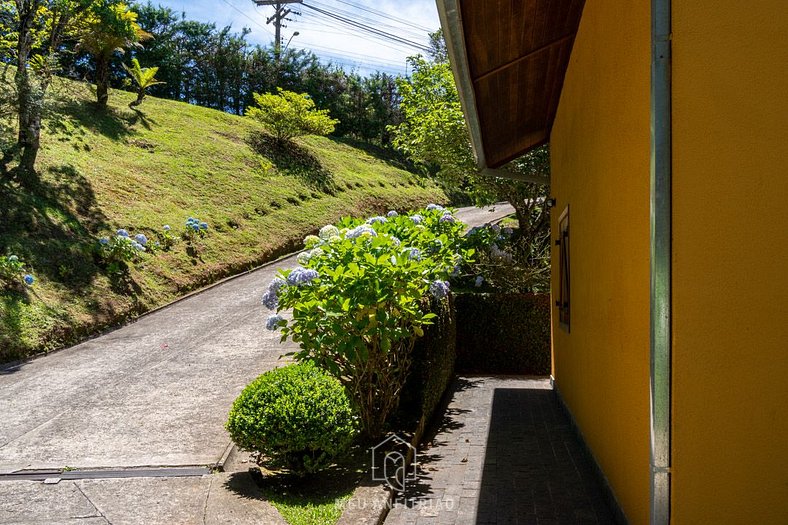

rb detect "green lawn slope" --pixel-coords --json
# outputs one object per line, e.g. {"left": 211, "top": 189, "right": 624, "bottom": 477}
{"left": 0, "top": 79, "right": 446, "bottom": 362}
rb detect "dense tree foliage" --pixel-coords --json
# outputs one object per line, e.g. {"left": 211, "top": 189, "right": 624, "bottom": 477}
{"left": 392, "top": 45, "right": 551, "bottom": 271}
{"left": 247, "top": 88, "right": 337, "bottom": 142}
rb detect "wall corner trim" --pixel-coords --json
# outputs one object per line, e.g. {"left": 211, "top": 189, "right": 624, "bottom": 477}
{"left": 650, "top": 0, "right": 672, "bottom": 523}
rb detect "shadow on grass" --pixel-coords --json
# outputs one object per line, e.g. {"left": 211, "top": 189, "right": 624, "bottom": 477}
{"left": 248, "top": 133, "right": 337, "bottom": 195}
{"left": 239, "top": 448, "right": 366, "bottom": 523}
{"left": 330, "top": 136, "right": 420, "bottom": 174}
{"left": 0, "top": 165, "right": 141, "bottom": 362}
{"left": 48, "top": 99, "right": 158, "bottom": 142}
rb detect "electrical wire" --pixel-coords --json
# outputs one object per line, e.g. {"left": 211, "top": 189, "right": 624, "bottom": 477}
{"left": 325, "top": 0, "right": 433, "bottom": 32}
{"left": 300, "top": 3, "right": 430, "bottom": 53}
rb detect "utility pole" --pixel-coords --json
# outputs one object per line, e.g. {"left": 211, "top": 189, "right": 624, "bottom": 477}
{"left": 252, "top": 1, "right": 302, "bottom": 61}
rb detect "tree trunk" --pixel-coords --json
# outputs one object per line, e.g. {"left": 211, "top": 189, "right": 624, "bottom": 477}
{"left": 95, "top": 56, "right": 110, "bottom": 108}
{"left": 129, "top": 89, "right": 145, "bottom": 108}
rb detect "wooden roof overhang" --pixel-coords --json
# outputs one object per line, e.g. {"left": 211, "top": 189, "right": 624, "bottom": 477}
{"left": 437, "top": 0, "right": 585, "bottom": 174}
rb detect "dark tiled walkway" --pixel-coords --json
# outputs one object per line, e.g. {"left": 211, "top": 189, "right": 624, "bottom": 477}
{"left": 385, "top": 377, "right": 617, "bottom": 525}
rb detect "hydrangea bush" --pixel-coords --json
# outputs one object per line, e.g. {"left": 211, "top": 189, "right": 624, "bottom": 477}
{"left": 183, "top": 217, "right": 209, "bottom": 242}
{"left": 264, "top": 206, "right": 472, "bottom": 439}
{"left": 0, "top": 255, "right": 34, "bottom": 289}
{"left": 96, "top": 229, "right": 148, "bottom": 276}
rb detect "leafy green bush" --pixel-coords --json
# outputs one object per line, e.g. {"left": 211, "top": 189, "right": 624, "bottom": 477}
{"left": 454, "top": 292, "right": 551, "bottom": 374}
{"left": 226, "top": 362, "right": 358, "bottom": 476}
{"left": 246, "top": 88, "right": 338, "bottom": 142}
{"left": 96, "top": 229, "right": 147, "bottom": 276}
{"left": 264, "top": 205, "right": 472, "bottom": 439}
{"left": 0, "top": 255, "right": 34, "bottom": 289}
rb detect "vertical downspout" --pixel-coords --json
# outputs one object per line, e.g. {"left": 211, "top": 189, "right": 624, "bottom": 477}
{"left": 650, "top": 0, "right": 672, "bottom": 523}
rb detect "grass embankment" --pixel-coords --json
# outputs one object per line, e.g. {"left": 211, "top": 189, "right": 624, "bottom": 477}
{"left": 0, "top": 79, "right": 445, "bottom": 362}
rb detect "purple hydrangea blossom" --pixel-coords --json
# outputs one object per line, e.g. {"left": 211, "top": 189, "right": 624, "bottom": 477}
{"left": 163, "top": 225, "right": 171, "bottom": 231}
{"left": 439, "top": 214, "right": 456, "bottom": 223}
{"left": 99, "top": 237, "right": 110, "bottom": 245}
{"left": 134, "top": 234, "right": 148, "bottom": 246}
{"left": 409, "top": 214, "right": 424, "bottom": 224}
{"left": 116, "top": 229, "right": 129, "bottom": 238}
{"left": 261, "top": 290, "right": 278, "bottom": 310}
{"left": 429, "top": 280, "right": 450, "bottom": 299}
{"left": 387, "top": 210, "right": 399, "bottom": 217}
{"left": 366, "top": 216, "right": 387, "bottom": 225}
{"left": 346, "top": 225, "right": 377, "bottom": 239}
{"left": 405, "top": 247, "right": 421, "bottom": 261}
{"left": 265, "top": 314, "right": 284, "bottom": 331}
{"left": 426, "top": 204, "right": 445, "bottom": 211}
{"left": 287, "top": 266, "right": 319, "bottom": 286}
{"left": 475, "top": 276, "right": 484, "bottom": 288}
{"left": 267, "top": 277, "right": 285, "bottom": 294}
{"left": 131, "top": 241, "right": 146, "bottom": 252}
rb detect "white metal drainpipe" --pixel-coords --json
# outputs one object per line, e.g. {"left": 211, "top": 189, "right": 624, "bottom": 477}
{"left": 650, "top": 0, "right": 672, "bottom": 523}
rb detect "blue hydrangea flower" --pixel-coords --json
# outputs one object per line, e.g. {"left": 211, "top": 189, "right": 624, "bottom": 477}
{"left": 389, "top": 236, "right": 401, "bottom": 247}
{"left": 187, "top": 217, "right": 196, "bottom": 223}
{"left": 404, "top": 247, "right": 421, "bottom": 261}
{"left": 163, "top": 225, "right": 171, "bottom": 231}
{"left": 99, "top": 238, "right": 109, "bottom": 245}
{"left": 439, "top": 214, "right": 456, "bottom": 223}
{"left": 200, "top": 222, "right": 208, "bottom": 230}
{"left": 451, "top": 265, "right": 461, "bottom": 277}
{"left": 310, "top": 247, "right": 325, "bottom": 259}
{"left": 132, "top": 241, "right": 146, "bottom": 252}
{"left": 266, "top": 314, "right": 284, "bottom": 331}
{"left": 297, "top": 251, "right": 312, "bottom": 265}
{"left": 287, "top": 266, "right": 319, "bottom": 286}
{"left": 192, "top": 224, "right": 200, "bottom": 231}
{"left": 23, "top": 274, "right": 34, "bottom": 286}
{"left": 491, "top": 224, "right": 501, "bottom": 233}
{"left": 409, "top": 214, "right": 424, "bottom": 224}
{"left": 261, "top": 290, "right": 278, "bottom": 310}
{"left": 475, "top": 276, "right": 484, "bottom": 288}
{"left": 8, "top": 255, "right": 18, "bottom": 262}
{"left": 426, "top": 239, "right": 443, "bottom": 254}
{"left": 429, "top": 280, "right": 450, "bottom": 299}
{"left": 468, "top": 226, "right": 480, "bottom": 235}
{"left": 268, "top": 277, "right": 285, "bottom": 294}
{"left": 426, "top": 204, "right": 445, "bottom": 211}
{"left": 134, "top": 234, "right": 148, "bottom": 246}
{"left": 366, "top": 216, "right": 387, "bottom": 225}
{"left": 319, "top": 225, "right": 340, "bottom": 240}
{"left": 387, "top": 210, "right": 398, "bottom": 217}
{"left": 304, "top": 234, "right": 321, "bottom": 248}
{"left": 117, "top": 229, "right": 129, "bottom": 238}
{"left": 346, "top": 225, "right": 377, "bottom": 239}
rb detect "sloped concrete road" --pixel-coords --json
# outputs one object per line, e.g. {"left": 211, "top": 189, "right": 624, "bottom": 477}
{"left": 0, "top": 204, "right": 512, "bottom": 524}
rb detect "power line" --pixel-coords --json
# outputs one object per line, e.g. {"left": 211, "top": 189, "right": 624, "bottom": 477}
{"left": 308, "top": 0, "right": 428, "bottom": 41}
{"left": 326, "top": 0, "right": 433, "bottom": 33}
{"left": 300, "top": 3, "right": 430, "bottom": 53}
{"left": 219, "top": 0, "right": 275, "bottom": 37}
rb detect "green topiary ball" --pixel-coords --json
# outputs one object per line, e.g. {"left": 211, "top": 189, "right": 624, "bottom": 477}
{"left": 226, "top": 362, "right": 358, "bottom": 476}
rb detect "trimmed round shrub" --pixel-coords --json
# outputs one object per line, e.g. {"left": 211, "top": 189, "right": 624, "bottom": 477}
{"left": 226, "top": 362, "right": 358, "bottom": 476}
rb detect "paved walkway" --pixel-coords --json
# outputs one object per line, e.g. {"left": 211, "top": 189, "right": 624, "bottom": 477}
{"left": 385, "top": 377, "right": 617, "bottom": 525}
{"left": 0, "top": 205, "right": 513, "bottom": 524}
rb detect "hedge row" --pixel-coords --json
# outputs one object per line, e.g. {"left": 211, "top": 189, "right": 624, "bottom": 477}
{"left": 454, "top": 292, "right": 551, "bottom": 375}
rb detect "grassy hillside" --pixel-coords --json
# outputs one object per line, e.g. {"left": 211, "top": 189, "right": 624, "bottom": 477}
{"left": 0, "top": 79, "right": 445, "bottom": 362}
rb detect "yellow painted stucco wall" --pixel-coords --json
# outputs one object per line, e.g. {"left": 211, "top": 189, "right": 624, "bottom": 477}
{"left": 671, "top": 2, "right": 788, "bottom": 523}
{"left": 549, "top": 1, "right": 651, "bottom": 523}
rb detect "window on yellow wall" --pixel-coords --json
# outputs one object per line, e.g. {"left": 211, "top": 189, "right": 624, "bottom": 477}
{"left": 557, "top": 206, "right": 570, "bottom": 332}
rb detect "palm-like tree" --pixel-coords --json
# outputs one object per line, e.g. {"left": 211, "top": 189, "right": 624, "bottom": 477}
{"left": 123, "top": 58, "right": 164, "bottom": 108}
{"left": 78, "top": 2, "right": 150, "bottom": 108}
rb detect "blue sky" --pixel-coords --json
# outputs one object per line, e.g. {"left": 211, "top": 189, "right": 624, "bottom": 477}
{"left": 148, "top": 0, "right": 441, "bottom": 76}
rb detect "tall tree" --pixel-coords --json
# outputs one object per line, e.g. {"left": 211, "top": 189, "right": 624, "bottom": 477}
{"left": 77, "top": 1, "right": 148, "bottom": 108}
{"left": 1, "top": 0, "right": 91, "bottom": 179}
{"left": 392, "top": 54, "right": 551, "bottom": 265}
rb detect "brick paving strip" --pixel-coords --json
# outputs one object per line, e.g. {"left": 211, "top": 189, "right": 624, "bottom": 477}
{"left": 384, "top": 377, "right": 617, "bottom": 525}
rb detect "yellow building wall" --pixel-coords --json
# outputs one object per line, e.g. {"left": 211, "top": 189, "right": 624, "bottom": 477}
{"left": 671, "top": 2, "right": 788, "bottom": 523}
{"left": 549, "top": 1, "right": 651, "bottom": 523}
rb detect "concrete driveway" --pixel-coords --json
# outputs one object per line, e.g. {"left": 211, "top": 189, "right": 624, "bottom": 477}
{"left": 0, "top": 204, "right": 513, "bottom": 524}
